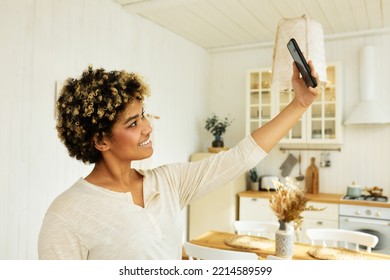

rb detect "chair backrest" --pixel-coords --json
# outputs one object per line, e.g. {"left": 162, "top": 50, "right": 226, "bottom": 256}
{"left": 234, "top": 221, "right": 279, "bottom": 238}
{"left": 183, "top": 242, "right": 258, "bottom": 260}
{"left": 306, "top": 228, "right": 379, "bottom": 253}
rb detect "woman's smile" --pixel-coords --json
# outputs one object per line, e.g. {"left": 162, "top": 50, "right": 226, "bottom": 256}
{"left": 139, "top": 138, "right": 152, "bottom": 147}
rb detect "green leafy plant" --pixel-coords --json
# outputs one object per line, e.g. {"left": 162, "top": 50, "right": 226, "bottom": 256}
{"left": 249, "top": 168, "right": 258, "bottom": 183}
{"left": 204, "top": 114, "right": 233, "bottom": 139}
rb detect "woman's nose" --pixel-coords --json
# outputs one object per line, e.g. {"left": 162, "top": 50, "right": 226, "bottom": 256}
{"left": 142, "top": 116, "right": 153, "bottom": 134}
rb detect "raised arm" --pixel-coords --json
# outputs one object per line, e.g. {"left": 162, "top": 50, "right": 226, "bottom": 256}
{"left": 251, "top": 61, "right": 320, "bottom": 152}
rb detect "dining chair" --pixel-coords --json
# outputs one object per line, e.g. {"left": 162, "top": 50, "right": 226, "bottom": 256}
{"left": 183, "top": 242, "right": 258, "bottom": 260}
{"left": 234, "top": 221, "right": 279, "bottom": 238}
{"left": 306, "top": 228, "right": 379, "bottom": 253}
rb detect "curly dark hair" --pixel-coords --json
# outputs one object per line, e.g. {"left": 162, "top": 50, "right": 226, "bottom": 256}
{"left": 56, "top": 66, "right": 150, "bottom": 164}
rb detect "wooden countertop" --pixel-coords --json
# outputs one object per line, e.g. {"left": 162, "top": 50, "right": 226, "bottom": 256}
{"left": 239, "top": 191, "right": 390, "bottom": 208}
{"left": 189, "top": 231, "right": 390, "bottom": 260}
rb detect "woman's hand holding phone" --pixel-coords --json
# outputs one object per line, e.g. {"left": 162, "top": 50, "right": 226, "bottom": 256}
{"left": 287, "top": 38, "right": 318, "bottom": 88}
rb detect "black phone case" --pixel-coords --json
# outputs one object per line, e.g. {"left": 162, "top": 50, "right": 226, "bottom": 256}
{"left": 287, "top": 38, "right": 317, "bottom": 88}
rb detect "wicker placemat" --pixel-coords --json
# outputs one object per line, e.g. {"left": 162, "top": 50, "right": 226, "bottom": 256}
{"left": 224, "top": 235, "right": 274, "bottom": 250}
{"left": 308, "top": 247, "right": 367, "bottom": 260}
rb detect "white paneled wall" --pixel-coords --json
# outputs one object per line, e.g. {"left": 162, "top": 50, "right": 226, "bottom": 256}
{"left": 208, "top": 33, "right": 390, "bottom": 195}
{"left": 2, "top": 0, "right": 390, "bottom": 261}
{"left": 0, "top": 0, "right": 209, "bottom": 259}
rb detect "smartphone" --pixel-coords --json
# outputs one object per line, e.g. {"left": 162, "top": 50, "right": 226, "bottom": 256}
{"left": 287, "top": 38, "right": 317, "bottom": 88}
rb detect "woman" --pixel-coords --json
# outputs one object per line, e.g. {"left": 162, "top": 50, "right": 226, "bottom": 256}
{"left": 38, "top": 62, "right": 319, "bottom": 259}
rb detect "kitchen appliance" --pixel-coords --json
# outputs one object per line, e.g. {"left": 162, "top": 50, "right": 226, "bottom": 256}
{"left": 342, "top": 194, "right": 388, "bottom": 202}
{"left": 344, "top": 46, "right": 390, "bottom": 125}
{"left": 339, "top": 204, "right": 390, "bottom": 255}
{"left": 259, "top": 176, "right": 279, "bottom": 191}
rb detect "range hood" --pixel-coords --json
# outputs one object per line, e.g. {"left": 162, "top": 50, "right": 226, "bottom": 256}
{"left": 344, "top": 46, "right": 390, "bottom": 125}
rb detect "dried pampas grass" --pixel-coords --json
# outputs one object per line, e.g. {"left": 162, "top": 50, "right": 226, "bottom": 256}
{"left": 269, "top": 178, "right": 324, "bottom": 227}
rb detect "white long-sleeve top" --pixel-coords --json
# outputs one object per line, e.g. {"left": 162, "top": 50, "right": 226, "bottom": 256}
{"left": 38, "top": 135, "right": 266, "bottom": 259}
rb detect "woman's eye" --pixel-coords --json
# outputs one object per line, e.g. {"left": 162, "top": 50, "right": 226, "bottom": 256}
{"left": 128, "top": 110, "right": 145, "bottom": 128}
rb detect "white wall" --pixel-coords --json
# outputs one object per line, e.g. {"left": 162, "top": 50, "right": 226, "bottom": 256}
{"left": 0, "top": 0, "right": 209, "bottom": 259}
{"left": 2, "top": 0, "right": 390, "bottom": 261}
{"left": 208, "top": 32, "right": 390, "bottom": 195}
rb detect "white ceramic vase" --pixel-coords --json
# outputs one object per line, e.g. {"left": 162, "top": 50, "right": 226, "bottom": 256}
{"left": 275, "top": 221, "right": 294, "bottom": 259}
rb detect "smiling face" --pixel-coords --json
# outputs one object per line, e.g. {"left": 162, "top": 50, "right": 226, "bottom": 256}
{"left": 104, "top": 101, "right": 153, "bottom": 162}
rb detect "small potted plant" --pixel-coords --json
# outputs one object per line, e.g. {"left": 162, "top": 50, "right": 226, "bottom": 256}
{"left": 204, "top": 113, "right": 233, "bottom": 149}
{"left": 248, "top": 168, "right": 259, "bottom": 191}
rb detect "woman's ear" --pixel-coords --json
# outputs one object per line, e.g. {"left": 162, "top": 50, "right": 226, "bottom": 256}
{"left": 93, "top": 137, "right": 111, "bottom": 152}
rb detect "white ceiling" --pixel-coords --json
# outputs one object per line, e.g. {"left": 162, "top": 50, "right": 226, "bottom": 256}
{"left": 112, "top": 0, "right": 390, "bottom": 50}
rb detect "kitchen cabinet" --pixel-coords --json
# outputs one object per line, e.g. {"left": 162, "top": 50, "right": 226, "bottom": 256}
{"left": 238, "top": 197, "right": 278, "bottom": 223}
{"left": 246, "top": 63, "right": 343, "bottom": 144}
{"left": 238, "top": 192, "right": 340, "bottom": 244}
{"left": 246, "top": 68, "right": 274, "bottom": 133}
{"left": 298, "top": 202, "right": 339, "bottom": 243}
{"left": 187, "top": 153, "right": 246, "bottom": 240}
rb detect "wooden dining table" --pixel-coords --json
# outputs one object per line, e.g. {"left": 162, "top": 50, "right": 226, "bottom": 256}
{"left": 188, "top": 231, "right": 390, "bottom": 260}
